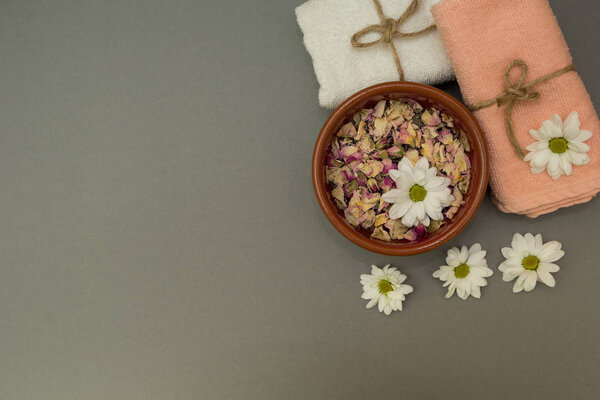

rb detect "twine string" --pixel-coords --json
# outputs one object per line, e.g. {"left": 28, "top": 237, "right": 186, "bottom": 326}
{"left": 469, "top": 60, "right": 576, "bottom": 159}
{"left": 351, "top": 0, "right": 436, "bottom": 81}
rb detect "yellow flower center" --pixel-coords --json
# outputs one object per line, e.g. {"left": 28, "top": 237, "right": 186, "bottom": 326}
{"left": 549, "top": 137, "right": 568, "bottom": 154}
{"left": 409, "top": 184, "right": 427, "bottom": 202}
{"left": 454, "top": 263, "right": 470, "bottom": 278}
{"left": 522, "top": 255, "right": 540, "bottom": 271}
{"left": 378, "top": 280, "right": 394, "bottom": 294}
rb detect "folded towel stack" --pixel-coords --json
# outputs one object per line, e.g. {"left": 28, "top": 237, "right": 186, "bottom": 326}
{"left": 432, "top": 0, "right": 600, "bottom": 217}
{"left": 295, "top": 0, "right": 454, "bottom": 109}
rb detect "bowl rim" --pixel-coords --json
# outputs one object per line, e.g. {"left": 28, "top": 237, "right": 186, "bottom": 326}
{"left": 312, "top": 81, "right": 489, "bottom": 256}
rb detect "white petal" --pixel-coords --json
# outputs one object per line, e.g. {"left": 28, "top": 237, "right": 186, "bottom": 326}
{"left": 512, "top": 279, "right": 525, "bottom": 293}
{"left": 397, "top": 157, "right": 414, "bottom": 173}
{"left": 562, "top": 111, "right": 581, "bottom": 139}
{"left": 414, "top": 201, "right": 426, "bottom": 222}
{"left": 537, "top": 241, "right": 564, "bottom": 263}
{"left": 470, "top": 283, "right": 481, "bottom": 298}
{"left": 527, "top": 148, "right": 552, "bottom": 168}
{"left": 458, "top": 246, "right": 469, "bottom": 264}
{"left": 400, "top": 205, "right": 418, "bottom": 227}
{"left": 400, "top": 284, "right": 413, "bottom": 295}
{"left": 573, "top": 129, "right": 592, "bottom": 143}
{"left": 366, "top": 295, "right": 380, "bottom": 309}
{"left": 559, "top": 155, "right": 573, "bottom": 176}
{"left": 523, "top": 271, "right": 537, "bottom": 292}
{"left": 550, "top": 114, "right": 564, "bottom": 131}
{"left": 537, "top": 268, "right": 556, "bottom": 287}
{"left": 371, "top": 265, "right": 384, "bottom": 276}
{"left": 378, "top": 296, "right": 387, "bottom": 312}
{"left": 547, "top": 154, "right": 562, "bottom": 180}
{"left": 415, "top": 156, "right": 430, "bottom": 170}
{"left": 567, "top": 150, "right": 590, "bottom": 166}
{"left": 511, "top": 233, "right": 527, "bottom": 253}
{"left": 388, "top": 200, "right": 412, "bottom": 220}
{"left": 539, "top": 262, "right": 560, "bottom": 273}
{"left": 501, "top": 246, "right": 515, "bottom": 259}
{"left": 568, "top": 141, "right": 590, "bottom": 153}
{"left": 382, "top": 189, "right": 407, "bottom": 205}
{"left": 529, "top": 129, "right": 545, "bottom": 141}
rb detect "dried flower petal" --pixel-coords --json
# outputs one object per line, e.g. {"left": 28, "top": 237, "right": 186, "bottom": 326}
{"left": 367, "top": 178, "right": 379, "bottom": 192}
{"left": 344, "top": 205, "right": 362, "bottom": 226}
{"left": 404, "top": 149, "right": 420, "bottom": 165}
{"left": 404, "top": 225, "right": 426, "bottom": 242}
{"left": 371, "top": 226, "right": 391, "bottom": 241}
{"left": 421, "top": 109, "right": 442, "bottom": 127}
{"left": 375, "top": 213, "right": 389, "bottom": 227}
{"left": 337, "top": 122, "right": 357, "bottom": 138}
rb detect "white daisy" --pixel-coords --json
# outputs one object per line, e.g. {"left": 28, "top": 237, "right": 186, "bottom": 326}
{"left": 432, "top": 243, "right": 493, "bottom": 299}
{"left": 524, "top": 111, "right": 592, "bottom": 180}
{"left": 498, "top": 233, "right": 564, "bottom": 293}
{"left": 381, "top": 157, "right": 454, "bottom": 227}
{"left": 360, "top": 264, "right": 413, "bottom": 315}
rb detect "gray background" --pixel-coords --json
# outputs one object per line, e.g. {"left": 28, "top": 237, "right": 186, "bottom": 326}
{"left": 0, "top": 0, "right": 599, "bottom": 399}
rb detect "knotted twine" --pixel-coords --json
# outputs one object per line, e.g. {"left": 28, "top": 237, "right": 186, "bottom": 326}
{"left": 469, "top": 59, "right": 576, "bottom": 159}
{"left": 351, "top": 0, "right": 436, "bottom": 81}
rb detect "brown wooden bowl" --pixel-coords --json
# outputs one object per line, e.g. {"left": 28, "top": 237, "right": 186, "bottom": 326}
{"left": 312, "top": 82, "right": 489, "bottom": 256}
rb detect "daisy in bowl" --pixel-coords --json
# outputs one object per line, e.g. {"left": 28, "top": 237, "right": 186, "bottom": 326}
{"left": 432, "top": 243, "right": 493, "bottom": 299}
{"left": 360, "top": 264, "right": 413, "bottom": 315}
{"left": 524, "top": 111, "right": 592, "bottom": 180}
{"left": 381, "top": 157, "right": 454, "bottom": 227}
{"left": 498, "top": 233, "right": 564, "bottom": 293}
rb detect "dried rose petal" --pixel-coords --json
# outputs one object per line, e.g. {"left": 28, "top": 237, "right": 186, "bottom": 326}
{"left": 358, "top": 160, "right": 384, "bottom": 178}
{"left": 421, "top": 109, "right": 442, "bottom": 126}
{"left": 386, "top": 145, "right": 404, "bottom": 158}
{"left": 426, "top": 220, "right": 444, "bottom": 233}
{"left": 394, "top": 124, "right": 416, "bottom": 145}
{"left": 380, "top": 176, "right": 394, "bottom": 192}
{"left": 337, "top": 122, "right": 357, "bottom": 138}
{"left": 389, "top": 220, "right": 409, "bottom": 240}
{"left": 374, "top": 213, "right": 389, "bottom": 227}
{"left": 404, "top": 149, "right": 420, "bottom": 165}
{"left": 344, "top": 151, "right": 364, "bottom": 163}
{"left": 344, "top": 205, "right": 362, "bottom": 226}
{"left": 367, "top": 178, "right": 379, "bottom": 192}
{"left": 360, "top": 210, "right": 376, "bottom": 229}
{"left": 372, "top": 118, "right": 389, "bottom": 138}
{"left": 373, "top": 100, "right": 386, "bottom": 118}
{"left": 339, "top": 145, "right": 359, "bottom": 159}
{"left": 404, "top": 225, "right": 426, "bottom": 242}
{"left": 381, "top": 158, "right": 395, "bottom": 173}
{"left": 371, "top": 226, "right": 391, "bottom": 241}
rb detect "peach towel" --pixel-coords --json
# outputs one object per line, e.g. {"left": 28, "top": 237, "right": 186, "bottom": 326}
{"left": 432, "top": 0, "right": 600, "bottom": 217}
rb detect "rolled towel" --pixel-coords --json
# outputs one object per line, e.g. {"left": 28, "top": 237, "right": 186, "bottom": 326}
{"left": 295, "top": 0, "right": 454, "bottom": 109}
{"left": 432, "top": 0, "right": 600, "bottom": 217}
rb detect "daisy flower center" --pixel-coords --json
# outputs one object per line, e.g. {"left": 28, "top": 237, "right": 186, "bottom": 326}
{"left": 453, "top": 263, "right": 470, "bottom": 278}
{"left": 549, "top": 137, "right": 568, "bottom": 154}
{"left": 409, "top": 184, "right": 427, "bottom": 202}
{"left": 522, "top": 255, "right": 540, "bottom": 271}
{"left": 378, "top": 279, "right": 394, "bottom": 294}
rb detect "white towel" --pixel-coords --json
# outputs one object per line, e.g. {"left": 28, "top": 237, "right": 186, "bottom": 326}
{"left": 295, "top": 0, "right": 455, "bottom": 109}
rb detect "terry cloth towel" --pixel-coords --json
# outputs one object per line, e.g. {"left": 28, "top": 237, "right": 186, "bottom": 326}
{"left": 295, "top": 0, "right": 454, "bottom": 109}
{"left": 432, "top": 0, "right": 600, "bottom": 218}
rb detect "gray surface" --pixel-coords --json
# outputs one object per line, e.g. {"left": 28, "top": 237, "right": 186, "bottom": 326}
{"left": 0, "top": 0, "right": 599, "bottom": 399}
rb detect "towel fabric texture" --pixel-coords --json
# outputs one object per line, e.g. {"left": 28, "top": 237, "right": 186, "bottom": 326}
{"left": 432, "top": 0, "right": 600, "bottom": 217}
{"left": 296, "top": 0, "right": 454, "bottom": 109}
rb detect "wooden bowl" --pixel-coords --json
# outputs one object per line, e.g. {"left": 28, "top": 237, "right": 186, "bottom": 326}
{"left": 312, "top": 82, "right": 489, "bottom": 256}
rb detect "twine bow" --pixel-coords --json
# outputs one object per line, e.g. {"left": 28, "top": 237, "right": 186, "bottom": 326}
{"left": 470, "top": 59, "right": 576, "bottom": 159}
{"left": 351, "top": 0, "right": 436, "bottom": 81}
